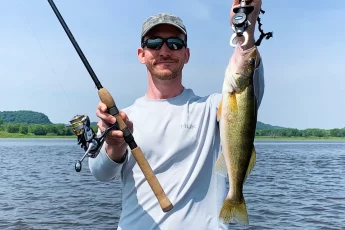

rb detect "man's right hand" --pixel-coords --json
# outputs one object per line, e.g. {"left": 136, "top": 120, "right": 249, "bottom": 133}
{"left": 96, "top": 102, "right": 134, "bottom": 162}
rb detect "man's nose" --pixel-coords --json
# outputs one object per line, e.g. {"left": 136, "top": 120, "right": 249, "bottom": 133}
{"left": 159, "top": 42, "right": 171, "bottom": 56}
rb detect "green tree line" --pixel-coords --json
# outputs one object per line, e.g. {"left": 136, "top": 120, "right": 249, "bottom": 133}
{"left": 0, "top": 119, "right": 98, "bottom": 136}
{"left": 1, "top": 115, "right": 344, "bottom": 138}
{"left": 256, "top": 128, "right": 345, "bottom": 138}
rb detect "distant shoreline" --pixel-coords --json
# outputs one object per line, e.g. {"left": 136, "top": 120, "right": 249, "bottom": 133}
{"left": 0, "top": 132, "right": 74, "bottom": 139}
{"left": 1, "top": 132, "right": 345, "bottom": 141}
{"left": 255, "top": 136, "right": 345, "bottom": 141}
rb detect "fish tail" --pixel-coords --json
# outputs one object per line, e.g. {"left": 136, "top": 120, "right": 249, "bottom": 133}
{"left": 219, "top": 196, "right": 249, "bottom": 225}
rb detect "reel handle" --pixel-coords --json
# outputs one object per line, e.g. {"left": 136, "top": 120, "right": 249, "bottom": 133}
{"left": 75, "top": 160, "right": 82, "bottom": 172}
{"left": 98, "top": 88, "right": 173, "bottom": 213}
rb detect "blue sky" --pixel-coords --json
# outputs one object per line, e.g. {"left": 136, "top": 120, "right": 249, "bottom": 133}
{"left": 1, "top": 0, "right": 344, "bottom": 129}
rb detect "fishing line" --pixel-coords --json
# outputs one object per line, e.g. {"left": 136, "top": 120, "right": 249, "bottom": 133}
{"left": 15, "top": 1, "right": 76, "bottom": 115}
{"left": 45, "top": 0, "right": 173, "bottom": 212}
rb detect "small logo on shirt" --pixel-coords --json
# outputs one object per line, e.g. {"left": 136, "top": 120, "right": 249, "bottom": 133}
{"left": 181, "top": 124, "right": 196, "bottom": 129}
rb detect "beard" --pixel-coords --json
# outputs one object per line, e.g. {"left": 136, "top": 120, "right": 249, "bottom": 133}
{"left": 146, "top": 58, "right": 184, "bottom": 80}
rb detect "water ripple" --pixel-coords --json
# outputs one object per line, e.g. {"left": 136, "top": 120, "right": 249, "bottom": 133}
{"left": 1, "top": 139, "right": 345, "bottom": 229}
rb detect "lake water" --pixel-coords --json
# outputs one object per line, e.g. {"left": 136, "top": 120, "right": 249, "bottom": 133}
{"left": 0, "top": 139, "right": 344, "bottom": 229}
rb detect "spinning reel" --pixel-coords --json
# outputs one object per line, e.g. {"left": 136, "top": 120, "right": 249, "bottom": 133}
{"left": 67, "top": 114, "right": 119, "bottom": 172}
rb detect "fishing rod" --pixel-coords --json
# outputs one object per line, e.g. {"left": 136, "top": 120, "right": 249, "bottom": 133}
{"left": 230, "top": 0, "right": 273, "bottom": 47}
{"left": 46, "top": 0, "right": 173, "bottom": 213}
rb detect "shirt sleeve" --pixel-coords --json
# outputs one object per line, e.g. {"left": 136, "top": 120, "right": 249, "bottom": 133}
{"left": 253, "top": 57, "right": 265, "bottom": 109}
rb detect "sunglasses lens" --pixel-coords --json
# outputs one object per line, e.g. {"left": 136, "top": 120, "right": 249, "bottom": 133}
{"left": 146, "top": 38, "right": 163, "bottom": 49}
{"left": 144, "top": 37, "right": 185, "bottom": 50}
{"left": 167, "top": 38, "right": 185, "bottom": 50}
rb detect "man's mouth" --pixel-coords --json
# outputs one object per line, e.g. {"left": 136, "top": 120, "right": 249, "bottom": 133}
{"left": 156, "top": 61, "right": 175, "bottom": 64}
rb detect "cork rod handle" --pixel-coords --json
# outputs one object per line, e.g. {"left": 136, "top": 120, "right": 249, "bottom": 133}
{"left": 98, "top": 88, "right": 173, "bottom": 212}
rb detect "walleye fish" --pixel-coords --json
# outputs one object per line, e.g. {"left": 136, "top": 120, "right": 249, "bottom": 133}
{"left": 216, "top": 47, "right": 259, "bottom": 225}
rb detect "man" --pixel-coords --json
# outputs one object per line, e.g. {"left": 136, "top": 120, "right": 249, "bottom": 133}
{"left": 89, "top": 0, "right": 265, "bottom": 229}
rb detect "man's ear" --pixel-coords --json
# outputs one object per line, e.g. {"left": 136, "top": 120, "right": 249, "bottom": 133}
{"left": 184, "top": 47, "right": 190, "bottom": 64}
{"left": 138, "top": 48, "right": 145, "bottom": 64}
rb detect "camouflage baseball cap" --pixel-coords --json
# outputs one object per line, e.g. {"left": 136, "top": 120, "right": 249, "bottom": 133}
{"left": 141, "top": 13, "right": 187, "bottom": 39}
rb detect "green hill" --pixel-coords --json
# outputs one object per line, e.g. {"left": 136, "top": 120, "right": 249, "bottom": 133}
{"left": 0, "top": 110, "right": 52, "bottom": 124}
{"left": 256, "top": 121, "right": 285, "bottom": 130}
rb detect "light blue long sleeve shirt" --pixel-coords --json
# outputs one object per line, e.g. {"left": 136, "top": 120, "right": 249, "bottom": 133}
{"left": 88, "top": 58, "right": 265, "bottom": 230}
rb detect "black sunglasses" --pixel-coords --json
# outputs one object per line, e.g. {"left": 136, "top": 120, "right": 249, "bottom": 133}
{"left": 141, "top": 37, "right": 187, "bottom": 50}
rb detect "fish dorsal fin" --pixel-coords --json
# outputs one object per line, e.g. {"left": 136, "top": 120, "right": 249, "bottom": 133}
{"left": 244, "top": 146, "right": 256, "bottom": 182}
{"left": 215, "top": 153, "right": 228, "bottom": 177}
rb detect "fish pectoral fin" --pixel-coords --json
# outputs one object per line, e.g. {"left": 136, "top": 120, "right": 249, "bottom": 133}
{"left": 229, "top": 93, "right": 238, "bottom": 112}
{"left": 215, "top": 153, "right": 228, "bottom": 177}
{"left": 217, "top": 100, "right": 223, "bottom": 122}
{"left": 244, "top": 146, "right": 257, "bottom": 182}
{"left": 219, "top": 196, "right": 249, "bottom": 225}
